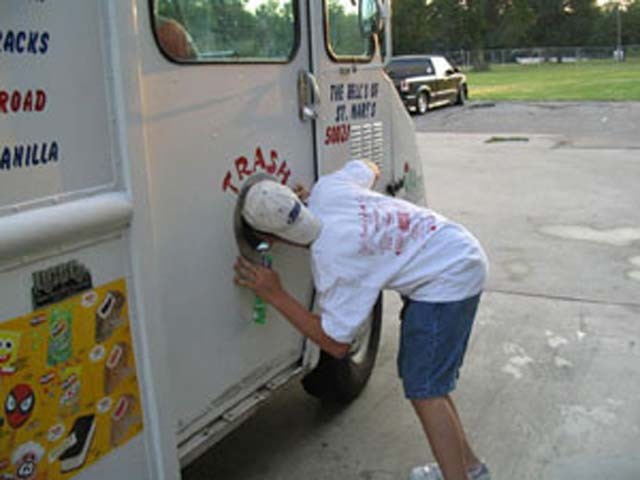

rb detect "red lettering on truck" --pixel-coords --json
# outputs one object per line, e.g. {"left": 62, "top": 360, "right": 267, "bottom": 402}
{"left": 234, "top": 156, "right": 252, "bottom": 182}
{"left": 222, "top": 147, "right": 292, "bottom": 195}
{"left": 0, "top": 89, "right": 47, "bottom": 114}
{"left": 324, "top": 124, "right": 351, "bottom": 145}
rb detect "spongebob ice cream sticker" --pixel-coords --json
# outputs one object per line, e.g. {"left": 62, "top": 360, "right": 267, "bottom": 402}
{"left": 0, "top": 278, "right": 143, "bottom": 479}
{"left": 0, "top": 331, "right": 21, "bottom": 376}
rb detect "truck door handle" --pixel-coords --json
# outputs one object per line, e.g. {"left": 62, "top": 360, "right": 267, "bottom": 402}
{"left": 298, "top": 70, "right": 320, "bottom": 121}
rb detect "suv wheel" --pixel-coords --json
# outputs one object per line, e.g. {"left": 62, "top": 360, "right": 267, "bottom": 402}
{"left": 456, "top": 85, "right": 466, "bottom": 106}
{"left": 416, "top": 92, "right": 429, "bottom": 115}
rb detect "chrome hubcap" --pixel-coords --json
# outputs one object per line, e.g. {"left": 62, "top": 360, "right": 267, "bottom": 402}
{"left": 418, "top": 95, "right": 427, "bottom": 112}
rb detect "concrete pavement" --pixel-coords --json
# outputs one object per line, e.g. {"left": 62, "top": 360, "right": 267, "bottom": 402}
{"left": 184, "top": 103, "right": 640, "bottom": 479}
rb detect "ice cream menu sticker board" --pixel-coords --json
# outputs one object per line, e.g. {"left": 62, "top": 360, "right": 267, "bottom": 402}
{"left": 0, "top": 278, "right": 144, "bottom": 480}
{"left": 0, "top": 2, "right": 115, "bottom": 208}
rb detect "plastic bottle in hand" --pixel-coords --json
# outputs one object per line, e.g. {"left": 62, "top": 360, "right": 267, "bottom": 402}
{"left": 253, "top": 242, "right": 272, "bottom": 325}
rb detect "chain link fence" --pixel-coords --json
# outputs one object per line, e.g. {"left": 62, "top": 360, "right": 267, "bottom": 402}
{"left": 443, "top": 45, "right": 640, "bottom": 68}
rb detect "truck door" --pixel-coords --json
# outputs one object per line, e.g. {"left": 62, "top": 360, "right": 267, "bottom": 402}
{"left": 433, "top": 56, "right": 457, "bottom": 104}
{"left": 423, "top": 58, "right": 439, "bottom": 103}
{"left": 308, "top": 0, "right": 392, "bottom": 186}
{"left": 308, "top": 0, "right": 425, "bottom": 205}
{"left": 139, "top": 0, "right": 316, "bottom": 461}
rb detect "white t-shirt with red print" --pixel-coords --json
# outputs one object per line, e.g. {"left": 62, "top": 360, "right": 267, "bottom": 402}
{"left": 308, "top": 160, "right": 488, "bottom": 343}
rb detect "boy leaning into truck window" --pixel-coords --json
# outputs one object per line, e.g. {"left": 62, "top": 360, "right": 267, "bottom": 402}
{"left": 233, "top": 160, "right": 490, "bottom": 480}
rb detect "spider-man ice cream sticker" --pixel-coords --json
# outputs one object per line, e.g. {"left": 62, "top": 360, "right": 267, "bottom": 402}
{"left": 5, "top": 384, "right": 35, "bottom": 429}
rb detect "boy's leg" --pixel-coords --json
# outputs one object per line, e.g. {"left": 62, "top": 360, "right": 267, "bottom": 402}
{"left": 399, "top": 295, "right": 483, "bottom": 479}
{"left": 411, "top": 396, "right": 469, "bottom": 480}
{"left": 445, "top": 394, "right": 481, "bottom": 470}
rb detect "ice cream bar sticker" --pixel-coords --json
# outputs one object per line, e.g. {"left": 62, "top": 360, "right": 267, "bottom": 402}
{"left": 82, "top": 291, "right": 98, "bottom": 308}
{"left": 89, "top": 345, "right": 106, "bottom": 363}
{"left": 59, "top": 415, "right": 96, "bottom": 473}
{"left": 106, "top": 345, "right": 123, "bottom": 370}
{"left": 96, "top": 397, "right": 113, "bottom": 414}
{"left": 97, "top": 293, "right": 115, "bottom": 320}
{"left": 112, "top": 396, "right": 130, "bottom": 422}
{"left": 48, "top": 423, "right": 66, "bottom": 443}
{"left": 48, "top": 434, "right": 76, "bottom": 464}
{"left": 30, "top": 314, "right": 47, "bottom": 327}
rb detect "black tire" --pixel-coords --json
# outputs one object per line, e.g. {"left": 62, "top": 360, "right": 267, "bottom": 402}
{"left": 455, "top": 84, "right": 466, "bottom": 106}
{"left": 416, "top": 91, "right": 429, "bottom": 115}
{"left": 301, "top": 295, "right": 383, "bottom": 403}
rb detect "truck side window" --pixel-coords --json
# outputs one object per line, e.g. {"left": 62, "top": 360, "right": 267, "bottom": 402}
{"left": 325, "top": 0, "right": 375, "bottom": 61}
{"left": 425, "top": 60, "right": 434, "bottom": 75}
{"left": 152, "top": 0, "right": 298, "bottom": 63}
{"left": 432, "top": 57, "right": 447, "bottom": 77}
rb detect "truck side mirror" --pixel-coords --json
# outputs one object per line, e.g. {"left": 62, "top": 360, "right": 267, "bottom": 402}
{"left": 359, "top": 0, "right": 386, "bottom": 36}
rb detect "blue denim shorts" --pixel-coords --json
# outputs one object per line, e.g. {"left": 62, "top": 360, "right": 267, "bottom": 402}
{"left": 397, "top": 294, "right": 481, "bottom": 399}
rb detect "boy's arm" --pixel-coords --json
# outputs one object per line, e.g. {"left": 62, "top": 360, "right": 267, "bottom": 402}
{"left": 234, "top": 256, "right": 350, "bottom": 359}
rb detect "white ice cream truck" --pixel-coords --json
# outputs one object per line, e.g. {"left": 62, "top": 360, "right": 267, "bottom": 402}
{"left": 0, "top": 0, "right": 424, "bottom": 478}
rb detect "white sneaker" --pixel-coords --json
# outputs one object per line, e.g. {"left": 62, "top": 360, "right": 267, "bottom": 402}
{"left": 409, "top": 464, "right": 443, "bottom": 480}
{"left": 408, "top": 462, "right": 491, "bottom": 480}
{"left": 467, "top": 462, "right": 491, "bottom": 480}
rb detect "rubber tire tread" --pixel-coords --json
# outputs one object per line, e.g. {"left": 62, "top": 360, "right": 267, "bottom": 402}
{"left": 301, "top": 295, "right": 383, "bottom": 403}
{"left": 456, "top": 85, "right": 466, "bottom": 106}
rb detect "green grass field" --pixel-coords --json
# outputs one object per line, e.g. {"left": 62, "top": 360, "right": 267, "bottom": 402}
{"left": 466, "top": 58, "right": 640, "bottom": 101}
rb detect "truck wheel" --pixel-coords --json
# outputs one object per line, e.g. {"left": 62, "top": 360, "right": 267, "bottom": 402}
{"left": 301, "top": 295, "right": 383, "bottom": 403}
{"left": 416, "top": 92, "right": 429, "bottom": 115}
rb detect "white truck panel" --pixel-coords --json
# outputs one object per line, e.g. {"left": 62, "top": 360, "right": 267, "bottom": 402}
{"left": 136, "top": 0, "right": 317, "bottom": 450}
{"left": 0, "top": 1, "right": 116, "bottom": 211}
{"left": 0, "top": 1, "right": 425, "bottom": 478}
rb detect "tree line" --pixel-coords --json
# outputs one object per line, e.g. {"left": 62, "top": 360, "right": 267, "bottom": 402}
{"left": 393, "top": 0, "right": 640, "bottom": 55}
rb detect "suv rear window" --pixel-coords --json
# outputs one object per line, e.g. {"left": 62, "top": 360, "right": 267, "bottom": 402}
{"left": 387, "top": 58, "right": 434, "bottom": 77}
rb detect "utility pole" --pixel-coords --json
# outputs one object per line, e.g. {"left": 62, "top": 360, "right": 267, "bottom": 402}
{"left": 614, "top": 2, "right": 624, "bottom": 61}
{"left": 617, "top": 3, "right": 622, "bottom": 49}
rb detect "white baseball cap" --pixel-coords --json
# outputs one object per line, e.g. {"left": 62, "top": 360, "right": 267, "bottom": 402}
{"left": 242, "top": 180, "right": 322, "bottom": 245}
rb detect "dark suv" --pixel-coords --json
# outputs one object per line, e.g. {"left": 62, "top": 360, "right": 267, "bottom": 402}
{"left": 386, "top": 55, "right": 468, "bottom": 115}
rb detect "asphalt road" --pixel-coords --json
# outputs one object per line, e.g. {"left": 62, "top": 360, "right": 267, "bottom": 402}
{"left": 184, "top": 102, "right": 640, "bottom": 480}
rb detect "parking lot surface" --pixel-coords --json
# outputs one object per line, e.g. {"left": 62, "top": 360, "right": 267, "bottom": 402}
{"left": 184, "top": 102, "right": 640, "bottom": 480}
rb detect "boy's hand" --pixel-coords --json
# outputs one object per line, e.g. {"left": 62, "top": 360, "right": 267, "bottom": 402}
{"left": 293, "top": 184, "right": 310, "bottom": 203}
{"left": 234, "top": 256, "right": 283, "bottom": 304}
{"left": 363, "top": 160, "right": 381, "bottom": 187}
